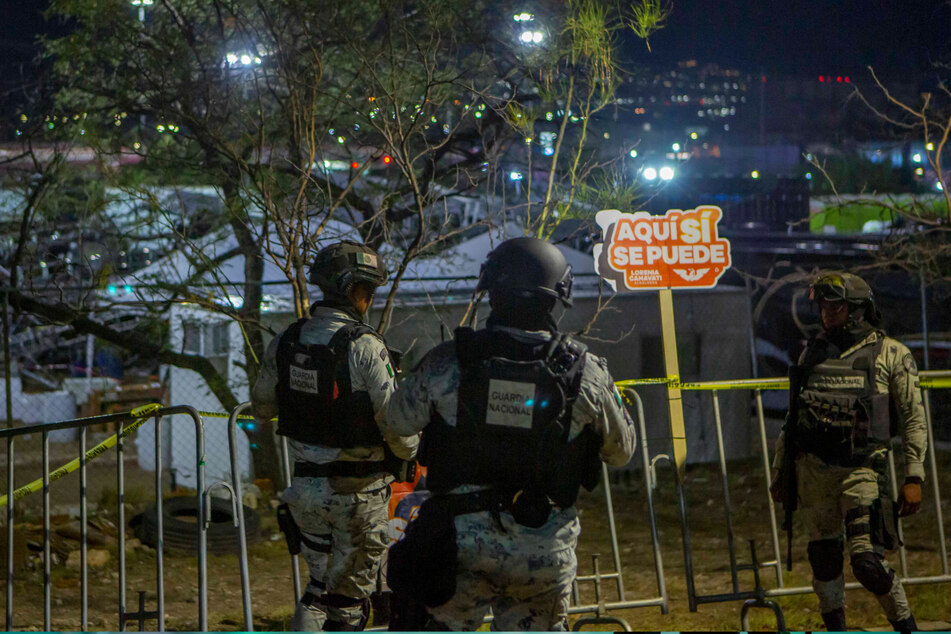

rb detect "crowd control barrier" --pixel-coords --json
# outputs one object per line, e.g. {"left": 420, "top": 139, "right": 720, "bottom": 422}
{"left": 620, "top": 370, "right": 951, "bottom": 625}
{"left": 253, "top": 385, "right": 669, "bottom": 632}
{"left": 0, "top": 405, "right": 212, "bottom": 632}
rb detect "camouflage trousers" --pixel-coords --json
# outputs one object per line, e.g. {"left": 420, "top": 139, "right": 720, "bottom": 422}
{"left": 282, "top": 476, "right": 390, "bottom": 630}
{"left": 427, "top": 506, "right": 580, "bottom": 631}
{"left": 797, "top": 452, "right": 911, "bottom": 621}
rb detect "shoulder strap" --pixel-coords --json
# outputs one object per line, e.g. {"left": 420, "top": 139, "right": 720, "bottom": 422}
{"left": 327, "top": 321, "right": 377, "bottom": 357}
{"left": 278, "top": 318, "right": 309, "bottom": 351}
{"left": 453, "top": 327, "right": 482, "bottom": 370}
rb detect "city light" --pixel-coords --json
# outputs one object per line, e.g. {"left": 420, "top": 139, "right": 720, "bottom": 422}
{"left": 642, "top": 167, "right": 658, "bottom": 181}
{"left": 629, "top": 149, "right": 638, "bottom": 158}
{"left": 382, "top": 155, "right": 392, "bottom": 164}
{"left": 520, "top": 30, "right": 544, "bottom": 44}
{"left": 926, "top": 142, "right": 934, "bottom": 151}
{"left": 751, "top": 170, "right": 760, "bottom": 179}
{"left": 805, "top": 172, "right": 812, "bottom": 180}
{"left": 690, "top": 132, "right": 698, "bottom": 140}
{"left": 937, "top": 181, "right": 944, "bottom": 191}
{"left": 659, "top": 166, "right": 675, "bottom": 181}
{"left": 913, "top": 153, "right": 922, "bottom": 163}
{"left": 671, "top": 142, "right": 681, "bottom": 152}
{"left": 513, "top": 12, "right": 534, "bottom": 21}
{"left": 509, "top": 171, "right": 523, "bottom": 181}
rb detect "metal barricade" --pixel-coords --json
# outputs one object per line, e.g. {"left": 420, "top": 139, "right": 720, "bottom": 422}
{"left": 670, "top": 370, "right": 951, "bottom": 615}
{"left": 570, "top": 388, "right": 668, "bottom": 627}
{"left": 264, "top": 386, "right": 669, "bottom": 632}
{"left": 1, "top": 405, "right": 209, "bottom": 632}
{"left": 226, "top": 403, "right": 255, "bottom": 631}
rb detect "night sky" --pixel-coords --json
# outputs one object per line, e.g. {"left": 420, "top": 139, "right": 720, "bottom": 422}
{"left": 641, "top": 0, "right": 951, "bottom": 77}
{"left": 1, "top": 1, "right": 950, "bottom": 84}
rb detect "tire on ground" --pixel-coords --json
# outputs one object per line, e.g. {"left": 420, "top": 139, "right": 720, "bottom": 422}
{"left": 136, "top": 496, "right": 261, "bottom": 555}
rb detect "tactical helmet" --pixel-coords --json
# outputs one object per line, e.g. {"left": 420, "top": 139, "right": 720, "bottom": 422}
{"left": 809, "top": 272, "right": 873, "bottom": 305}
{"left": 477, "top": 237, "right": 573, "bottom": 307}
{"left": 309, "top": 241, "right": 388, "bottom": 296}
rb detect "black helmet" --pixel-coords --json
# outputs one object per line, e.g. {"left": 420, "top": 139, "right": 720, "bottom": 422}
{"left": 809, "top": 272, "right": 873, "bottom": 305}
{"left": 309, "top": 241, "right": 388, "bottom": 296}
{"left": 477, "top": 237, "right": 573, "bottom": 307}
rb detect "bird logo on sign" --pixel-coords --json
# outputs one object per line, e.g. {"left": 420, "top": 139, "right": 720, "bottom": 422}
{"left": 673, "top": 268, "right": 709, "bottom": 282}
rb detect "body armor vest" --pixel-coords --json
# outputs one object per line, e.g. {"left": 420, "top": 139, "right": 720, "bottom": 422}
{"left": 797, "top": 334, "right": 892, "bottom": 466}
{"left": 274, "top": 319, "right": 383, "bottom": 448}
{"left": 420, "top": 327, "right": 601, "bottom": 509}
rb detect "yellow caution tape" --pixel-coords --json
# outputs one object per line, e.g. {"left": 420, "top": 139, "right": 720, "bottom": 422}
{"left": 616, "top": 377, "right": 788, "bottom": 391}
{"left": 619, "top": 373, "right": 948, "bottom": 391}
{"left": 196, "top": 410, "right": 256, "bottom": 420}
{"left": 0, "top": 403, "right": 162, "bottom": 508}
{"left": 921, "top": 376, "right": 951, "bottom": 389}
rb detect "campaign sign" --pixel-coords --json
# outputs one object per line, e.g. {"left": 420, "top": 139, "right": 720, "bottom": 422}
{"left": 593, "top": 206, "right": 732, "bottom": 290}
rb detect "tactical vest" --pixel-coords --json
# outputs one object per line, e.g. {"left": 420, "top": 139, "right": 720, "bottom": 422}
{"left": 420, "top": 327, "right": 601, "bottom": 509}
{"left": 797, "top": 334, "right": 893, "bottom": 466}
{"left": 274, "top": 319, "right": 383, "bottom": 448}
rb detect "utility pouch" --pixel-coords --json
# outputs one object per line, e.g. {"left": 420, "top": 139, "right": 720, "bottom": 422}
{"left": 276, "top": 503, "right": 302, "bottom": 555}
{"left": 867, "top": 393, "right": 892, "bottom": 441}
{"left": 871, "top": 495, "right": 903, "bottom": 551}
{"left": 387, "top": 497, "right": 457, "bottom": 608}
{"left": 510, "top": 489, "right": 553, "bottom": 528}
{"left": 383, "top": 446, "right": 417, "bottom": 483}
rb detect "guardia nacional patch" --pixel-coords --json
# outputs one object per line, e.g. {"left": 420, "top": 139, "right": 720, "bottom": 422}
{"left": 486, "top": 379, "right": 535, "bottom": 429}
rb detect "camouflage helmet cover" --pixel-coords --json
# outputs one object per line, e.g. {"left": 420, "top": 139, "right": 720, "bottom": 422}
{"left": 809, "top": 272, "right": 873, "bottom": 305}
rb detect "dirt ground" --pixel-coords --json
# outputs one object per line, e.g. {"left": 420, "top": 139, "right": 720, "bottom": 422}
{"left": 2, "top": 451, "right": 951, "bottom": 632}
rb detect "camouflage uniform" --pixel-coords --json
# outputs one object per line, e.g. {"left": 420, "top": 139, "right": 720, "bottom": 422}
{"left": 383, "top": 325, "right": 636, "bottom": 631}
{"left": 773, "top": 331, "right": 927, "bottom": 624}
{"left": 252, "top": 306, "right": 418, "bottom": 630}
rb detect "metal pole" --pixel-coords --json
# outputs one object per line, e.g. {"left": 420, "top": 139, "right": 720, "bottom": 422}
{"left": 600, "top": 462, "right": 626, "bottom": 601}
{"left": 922, "top": 391, "right": 948, "bottom": 574}
{"left": 194, "top": 413, "right": 208, "bottom": 632}
{"left": 228, "top": 403, "right": 254, "bottom": 631}
{"left": 2, "top": 289, "right": 11, "bottom": 630}
{"left": 754, "top": 389, "right": 784, "bottom": 586}
{"left": 281, "top": 436, "right": 301, "bottom": 600}
{"left": 80, "top": 427, "right": 88, "bottom": 631}
{"left": 624, "top": 388, "right": 668, "bottom": 614}
{"left": 5, "top": 436, "right": 13, "bottom": 630}
{"left": 155, "top": 414, "right": 165, "bottom": 631}
{"left": 117, "top": 419, "right": 127, "bottom": 631}
{"left": 887, "top": 449, "right": 909, "bottom": 577}
{"left": 712, "top": 390, "right": 740, "bottom": 592}
{"left": 43, "top": 431, "right": 51, "bottom": 631}
{"left": 920, "top": 274, "right": 930, "bottom": 372}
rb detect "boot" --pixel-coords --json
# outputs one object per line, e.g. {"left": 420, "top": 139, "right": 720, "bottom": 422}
{"left": 821, "top": 606, "right": 847, "bottom": 631}
{"left": 889, "top": 615, "right": 918, "bottom": 634}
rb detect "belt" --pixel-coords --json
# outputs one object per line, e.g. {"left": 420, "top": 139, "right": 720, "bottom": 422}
{"left": 294, "top": 460, "right": 388, "bottom": 478}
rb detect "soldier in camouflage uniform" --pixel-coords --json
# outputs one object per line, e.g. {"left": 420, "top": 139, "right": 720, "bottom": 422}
{"left": 771, "top": 272, "right": 926, "bottom": 633}
{"left": 252, "top": 242, "right": 418, "bottom": 631}
{"left": 384, "top": 237, "right": 636, "bottom": 631}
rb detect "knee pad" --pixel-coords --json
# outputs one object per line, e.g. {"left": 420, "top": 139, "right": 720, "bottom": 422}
{"left": 807, "top": 539, "right": 844, "bottom": 582}
{"left": 850, "top": 552, "right": 894, "bottom": 596}
{"left": 320, "top": 594, "right": 370, "bottom": 630}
